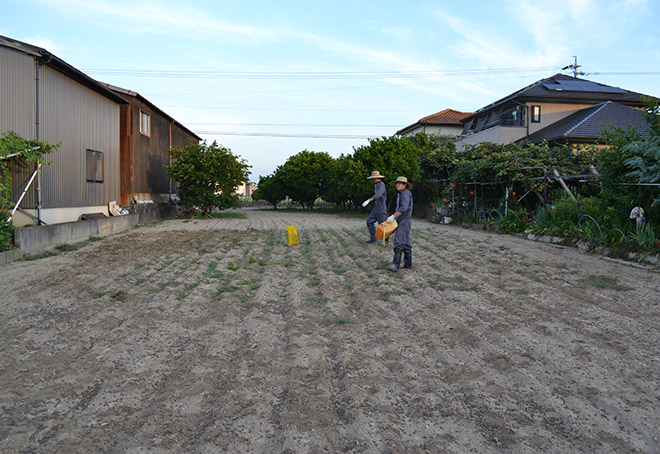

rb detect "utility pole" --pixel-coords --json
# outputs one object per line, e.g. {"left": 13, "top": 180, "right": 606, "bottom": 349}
{"left": 562, "top": 56, "right": 586, "bottom": 78}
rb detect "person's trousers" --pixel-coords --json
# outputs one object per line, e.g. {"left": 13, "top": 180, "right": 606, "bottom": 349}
{"left": 393, "top": 218, "right": 412, "bottom": 254}
{"left": 366, "top": 210, "right": 386, "bottom": 237}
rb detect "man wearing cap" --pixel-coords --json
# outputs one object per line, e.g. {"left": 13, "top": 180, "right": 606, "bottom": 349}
{"left": 386, "top": 176, "right": 413, "bottom": 271}
{"left": 362, "top": 171, "right": 387, "bottom": 243}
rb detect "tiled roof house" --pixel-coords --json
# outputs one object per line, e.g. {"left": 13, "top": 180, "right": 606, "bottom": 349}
{"left": 397, "top": 109, "right": 473, "bottom": 137}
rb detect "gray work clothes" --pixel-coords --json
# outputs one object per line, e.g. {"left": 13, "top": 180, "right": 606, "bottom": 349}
{"left": 366, "top": 181, "right": 387, "bottom": 237}
{"left": 393, "top": 188, "right": 413, "bottom": 254}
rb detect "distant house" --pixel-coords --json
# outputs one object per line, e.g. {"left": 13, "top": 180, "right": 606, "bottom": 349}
{"left": 103, "top": 84, "right": 201, "bottom": 206}
{"left": 0, "top": 35, "right": 127, "bottom": 226}
{"left": 235, "top": 181, "right": 256, "bottom": 200}
{"left": 455, "top": 73, "right": 654, "bottom": 149}
{"left": 397, "top": 109, "right": 472, "bottom": 137}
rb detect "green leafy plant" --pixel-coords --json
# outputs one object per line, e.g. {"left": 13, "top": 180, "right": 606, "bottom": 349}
{"left": 226, "top": 261, "right": 239, "bottom": 271}
{"left": 497, "top": 208, "right": 528, "bottom": 234}
{"left": 0, "top": 131, "right": 60, "bottom": 251}
{"left": 166, "top": 140, "right": 250, "bottom": 214}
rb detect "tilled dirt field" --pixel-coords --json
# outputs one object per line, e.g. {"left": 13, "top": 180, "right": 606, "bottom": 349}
{"left": 0, "top": 208, "right": 659, "bottom": 453}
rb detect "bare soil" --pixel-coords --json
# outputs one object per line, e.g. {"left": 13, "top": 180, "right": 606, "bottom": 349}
{"left": 1, "top": 208, "right": 659, "bottom": 453}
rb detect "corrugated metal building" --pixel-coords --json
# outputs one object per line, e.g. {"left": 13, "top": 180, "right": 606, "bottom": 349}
{"left": 0, "top": 35, "right": 127, "bottom": 226}
{"left": 103, "top": 84, "right": 201, "bottom": 206}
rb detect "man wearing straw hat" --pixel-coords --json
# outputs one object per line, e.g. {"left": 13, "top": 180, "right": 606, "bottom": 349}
{"left": 386, "top": 176, "right": 413, "bottom": 271}
{"left": 362, "top": 171, "right": 387, "bottom": 243}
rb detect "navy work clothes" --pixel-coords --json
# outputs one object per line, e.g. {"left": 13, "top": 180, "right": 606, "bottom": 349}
{"left": 393, "top": 188, "right": 413, "bottom": 254}
{"left": 366, "top": 181, "right": 387, "bottom": 238}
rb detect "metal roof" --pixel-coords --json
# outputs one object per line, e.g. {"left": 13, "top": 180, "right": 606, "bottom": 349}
{"left": 462, "top": 73, "right": 654, "bottom": 123}
{"left": 102, "top": 83, "right": 202, "bottom": 141}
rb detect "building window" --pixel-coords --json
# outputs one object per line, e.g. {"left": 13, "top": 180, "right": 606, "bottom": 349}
{"left": 86, "top": 149, "right": 104, "bottom": 183}
{"left": 501, "top": 106, "right": 525, "bottom": 126}
{"left": 139, "top": 110, "right": 150, "bottom": 136}
{"left": 531, "top": 105, "right": 541, "bottom": 123}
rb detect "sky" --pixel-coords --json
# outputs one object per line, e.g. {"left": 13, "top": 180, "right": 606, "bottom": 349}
{"left": 3, "top": 0, "right": 660, "bottom": 181}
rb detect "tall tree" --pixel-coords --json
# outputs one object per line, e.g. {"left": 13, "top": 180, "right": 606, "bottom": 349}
{"left": 167, "top": 140, "right": 250, "bottom": 213}
{"left": 276, "top": 150, "right": 334, "bottom": 210}
{"left": 252, "top": 173, "right": 285, "bottom": 209}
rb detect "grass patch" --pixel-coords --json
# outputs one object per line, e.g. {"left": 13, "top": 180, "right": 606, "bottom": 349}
{"left": 211, "top": 212, "right": 248, "bottom": 219}
{"left": 55, "top": 243, "right": 82, "bottom": 252}
{"left": 206, "top": 261, "right": 223, "bottom": 278}
{"left": 92, "top": 291, "right": 107, "bottom": 299}
{"left": 110, "top": 290, "right": 127, "bottom": 301}
{"left": 226, "top": 261, "right": 240, "bottom": 271}
{"left": 582, "top": 274, "right": 631, "bottom": 291}
{"left": 215, "top": 285, "right": 239, "bottom": 296}
{"left": 23, "top": 250, "right": 59, "bottom": 261}
{"left": 325, "top": 318, "right": 357, "bottom": 326}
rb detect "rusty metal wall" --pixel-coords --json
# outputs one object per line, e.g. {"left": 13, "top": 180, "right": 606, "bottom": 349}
{"left": 121, "top": 97, "right": 199, "bottom": 204}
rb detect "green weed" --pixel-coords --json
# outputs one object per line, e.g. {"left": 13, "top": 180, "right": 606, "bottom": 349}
{"left": 226, "top": 261, "right": 240, "bottom": 271}
{"left": 582, "top": 274, "right": 631, "bottom": 291}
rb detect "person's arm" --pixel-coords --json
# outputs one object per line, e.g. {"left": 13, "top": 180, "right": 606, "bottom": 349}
{"left": 396, "top": 191, "right": 412, "bottom": 217}
{"left": 373, "top": 182, "right": 385, "bottom": 201}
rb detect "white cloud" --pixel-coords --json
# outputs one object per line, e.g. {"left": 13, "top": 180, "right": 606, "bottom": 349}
{"left": 30, "top": 0, "right": 281, "bottom": 44}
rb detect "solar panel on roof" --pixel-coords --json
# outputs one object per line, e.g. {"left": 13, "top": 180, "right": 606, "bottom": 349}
{"left": 544, "top": 79, "right": 626, "bottom": 93}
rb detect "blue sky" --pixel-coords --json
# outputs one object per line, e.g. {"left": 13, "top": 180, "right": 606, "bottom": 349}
{"left": 3, "top": 0, "right": 660, "bottom": 180}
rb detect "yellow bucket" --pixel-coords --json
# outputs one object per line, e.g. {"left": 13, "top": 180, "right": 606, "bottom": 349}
{"left": 286, "top": 225, "right": 299, "bottom": 246}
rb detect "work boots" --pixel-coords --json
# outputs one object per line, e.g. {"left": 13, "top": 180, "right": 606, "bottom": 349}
{"left": 386, "top": 252, "right": 402, "bottom": 272}
{"left": 366, "top": 225, "right": 377, "bottom": 243}
{"left": 400, "top": 251, "right": 412, "bottom": 270}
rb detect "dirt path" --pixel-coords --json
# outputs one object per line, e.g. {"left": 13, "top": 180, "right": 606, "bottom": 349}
{"left": 1, "top": 209, "right": 658, "bottom": 453}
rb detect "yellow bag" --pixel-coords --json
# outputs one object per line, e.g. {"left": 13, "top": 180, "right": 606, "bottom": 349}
{"left": 286, "top": 225, "right": 299, "bottom": 246}
{"left": 375, "top": 219, "right": 397, "bottom": 245}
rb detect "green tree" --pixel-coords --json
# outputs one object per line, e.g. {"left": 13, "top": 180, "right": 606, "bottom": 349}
{"left": 624, "top": 98, "right": 660, "bottom": 207}
{"left": 351, "top": 135, "right": 425, "bottom": 210}
{"left": 276, "top": 150, "right": 334, "bottom": 210}
{"left": 0, "top": 131, "right": 59, "bottom": 251}
{"left": 167, "top": 140, "right": 250, "bottom": 213}
{"left": 324, "top": 154, "right": 367, "bottom": 209}
{"left": 252, "top": 173, "right": 285, "bottom": 209}
{"left": 624, "top": 136, "right": 660, "bottom": 206}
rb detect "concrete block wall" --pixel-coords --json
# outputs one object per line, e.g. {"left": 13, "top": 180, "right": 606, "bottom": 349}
{"left": 13, "top": 214, "right": 139, "bottom": 254}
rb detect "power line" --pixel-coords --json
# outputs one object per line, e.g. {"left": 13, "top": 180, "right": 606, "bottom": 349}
{"left": 84, "top": 66, "right": 559, "bottom": 80}
{"left": 187, "top": 122, "right": 401, "bottom": 127}
{"left": 195, "top": 131, "right": 374, "bottom": 139}
{"left": 164, "top": 105, "right": 434, "bottom": 112}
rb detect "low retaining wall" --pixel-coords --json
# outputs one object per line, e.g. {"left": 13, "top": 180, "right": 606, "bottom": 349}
{"left": 11, "top": 203, "right": 180, "bottom": 256}
{"left": 14, "top": 214, "right": 140, "bottom": 254}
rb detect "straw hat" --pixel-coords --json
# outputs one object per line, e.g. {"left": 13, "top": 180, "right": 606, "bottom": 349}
{"left": 390, "top": 176, "right": 412, "bottom": 189}
{"left": 367, "top": 170, "right": 385, "bottom": 180}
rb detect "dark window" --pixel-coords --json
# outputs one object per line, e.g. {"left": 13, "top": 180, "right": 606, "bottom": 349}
{"left": 86, "top": 149, "right": 104, "bottom": 183}
{"left": 531, "top": 105, "right": 541, "bottom": 123}
{"left": 501, "top": 106, "right": 525, "bottom": 126}
{"left": 139, "top": 110, "right": 150, "bottom": 136}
